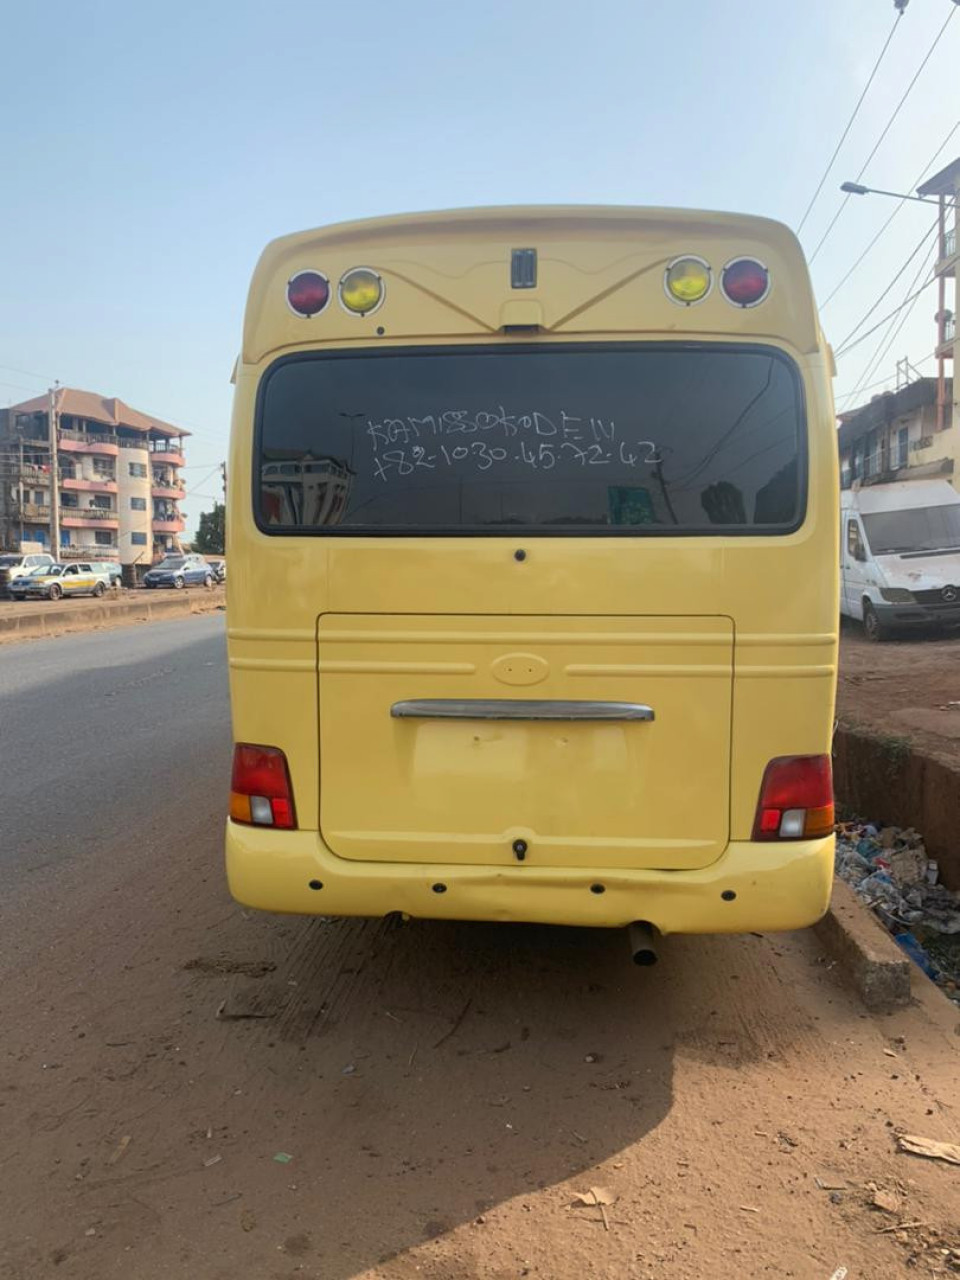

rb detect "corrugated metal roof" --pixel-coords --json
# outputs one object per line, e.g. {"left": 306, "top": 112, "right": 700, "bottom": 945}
{"left": 7, "top": 388, "right": 190, "bottom": 438}
{"left": 836, "top": 378, "right": 949, "bottom": 452}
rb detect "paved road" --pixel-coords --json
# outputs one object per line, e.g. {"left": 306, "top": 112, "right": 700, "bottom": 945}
{"left": 1, "top": 616, "right": 959, "bottom": 1279}
{"left": 0, "top": 613, "right": 229, "bottom": 881}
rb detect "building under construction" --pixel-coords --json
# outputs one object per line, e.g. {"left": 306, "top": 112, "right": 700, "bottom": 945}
{"left": 0, "top": 387, "right": 189, "bottom": 571}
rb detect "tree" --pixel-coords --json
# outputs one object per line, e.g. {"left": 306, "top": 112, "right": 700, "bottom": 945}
{"left": 194, "top": 502, "right": 225, "bottom": 554}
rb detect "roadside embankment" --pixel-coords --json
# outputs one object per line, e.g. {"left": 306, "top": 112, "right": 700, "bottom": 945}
{"left": 834, "top": 726, "right": 960, "bottom": 892}
{"left": 0, "top": 585, "right": 225, "bottom": 643}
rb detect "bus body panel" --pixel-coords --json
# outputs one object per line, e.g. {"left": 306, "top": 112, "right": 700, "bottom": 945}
{"left": 227, "top": 207, "right": 838, "bottom": 931}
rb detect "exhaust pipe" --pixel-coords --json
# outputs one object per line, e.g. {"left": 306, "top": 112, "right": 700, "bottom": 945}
{"left": 628, "top": 920, "right": 659, "bottom": 966}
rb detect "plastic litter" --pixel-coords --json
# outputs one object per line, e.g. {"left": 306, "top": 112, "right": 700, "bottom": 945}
{"left": 835, "top": 819, "right": 960, "bottom": 1003}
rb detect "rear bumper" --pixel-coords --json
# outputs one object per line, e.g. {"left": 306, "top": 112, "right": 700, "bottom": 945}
{"left": 225, "top": 822, "right": 835, "bottom": 934}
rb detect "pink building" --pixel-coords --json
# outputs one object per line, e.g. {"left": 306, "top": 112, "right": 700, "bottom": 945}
{"left": 0, "top": 388, "right": 189, "bottom": 570}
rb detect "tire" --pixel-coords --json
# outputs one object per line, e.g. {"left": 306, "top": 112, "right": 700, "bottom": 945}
{"left": 93, "top": 582, "right": 105, "bottom": 598}
{"left": 863, "top": 602, "right": 888, "bottom": 643}
{"left": 48, "top": 583, "right": 62, "bottom": 601}
{"left": 173, "top": 576, "right": 185, "bottom": 590}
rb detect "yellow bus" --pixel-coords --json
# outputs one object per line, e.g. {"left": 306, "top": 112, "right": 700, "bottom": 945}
{"left": 226, "top": 206, "right": 838, "bottom": 954}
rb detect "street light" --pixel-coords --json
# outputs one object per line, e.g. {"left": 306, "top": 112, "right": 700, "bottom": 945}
{"left": 840, "top": 181, "right": 957, "bottom": 209}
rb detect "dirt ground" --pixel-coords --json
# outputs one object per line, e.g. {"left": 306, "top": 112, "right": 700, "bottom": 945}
{"left": 837, "top": 623, "right": 960, "bottom": 770}
{"left": 3, "top": 818, "right": 960, "bottom": 1280}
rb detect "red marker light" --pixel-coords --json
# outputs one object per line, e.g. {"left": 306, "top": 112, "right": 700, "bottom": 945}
{"left": 721, "top": 258, "right": 770, "bottom": 307}
{"left": 286, "top": 270, "right": 330, "bottom": 318}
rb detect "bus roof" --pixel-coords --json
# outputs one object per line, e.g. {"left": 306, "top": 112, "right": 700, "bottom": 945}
{"left": 243, "top": 205, "right": 821, "bottom": 365}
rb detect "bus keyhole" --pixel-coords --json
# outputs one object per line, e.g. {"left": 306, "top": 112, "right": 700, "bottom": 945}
{"left": 512, "top": 839, "right": 528, "bottom": 861}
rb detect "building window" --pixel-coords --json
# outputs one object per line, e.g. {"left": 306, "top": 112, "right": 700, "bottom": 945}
{"left": 897, "top": 427, "right": 909, "bottom": 469}
{"left": 94, "top": 458, "right": 115, "bottom": 479}
{"left": 94, "top": 530, "right": 113, "bottom": 546}
{"left": 91, "top": 495, "right": 112, "bottom": 510}
{"left": 131, "top": 532, "right": 148, "bottom": 546}
{"left": 130, "top": 496, "right": 147, "bottom": 510}
{"left": 34, "top": 490, "right": 44, "bottom": 504}
{"left": 128, "top": 462, "right": 148, "bottom": 478}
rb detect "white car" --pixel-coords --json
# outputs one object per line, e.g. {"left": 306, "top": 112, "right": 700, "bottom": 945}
{"left": 0, "top": 551, "right": 55, "bottom": 597}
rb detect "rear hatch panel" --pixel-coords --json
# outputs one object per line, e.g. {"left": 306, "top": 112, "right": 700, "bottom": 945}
{"left": 318, "top": 614, "right": 732, "bottom": 870}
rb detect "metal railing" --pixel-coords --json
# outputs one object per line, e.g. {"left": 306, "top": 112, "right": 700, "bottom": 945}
{"left": 59, "top": 429, "right": 118, "bottom": 447}
{"left": 60, "top": 544, "right": 119, "bottom": 559}
{"left": 944, "top": 315, "right": 956, "bottom": 344}
{"left": 943, "top": 226, "right": 956, "bottom": 260}
{"left": 60, "top": 506, "right": 120, "bottom": 521}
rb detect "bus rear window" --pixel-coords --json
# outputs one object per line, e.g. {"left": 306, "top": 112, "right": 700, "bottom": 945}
{"left": 256, "top": 345, "right": 805, "bottom": 534}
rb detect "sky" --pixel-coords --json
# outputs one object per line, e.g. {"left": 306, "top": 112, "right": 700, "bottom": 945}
{"left": 1, "top": 0, "right": 957, "bottom": 536}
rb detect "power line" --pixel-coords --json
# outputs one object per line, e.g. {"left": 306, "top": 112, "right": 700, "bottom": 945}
{"left": 808, "top": 3, "right": 957, "bottom": 264}
{"left": 836, "top": 351, "right": 935, "bottom": 404}
{"left": 834, "top": 276, "right": 936, "bottom": 362}
{"left": 820, "top": 118, "right": 960, "bottom": 309}
{"left": 797, "top": 8, "right": 904, "bottom": 234}
{"left": 832, "top": 216, "right": 939, "bottom": 353}
{"left": 840, "top": 237, "right": 939, "bottom": 406}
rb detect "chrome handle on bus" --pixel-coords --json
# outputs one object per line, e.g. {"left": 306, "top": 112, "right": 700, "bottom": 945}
{"left": 390, "top": 699, "right": 655, "bottom": 722}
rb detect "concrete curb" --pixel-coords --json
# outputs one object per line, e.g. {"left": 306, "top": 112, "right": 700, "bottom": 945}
{"left": 0, "top": 588, "right": 225, "bottom": 642}
{"left": 814, "top": 876, "right": 912, "bottom": 1012}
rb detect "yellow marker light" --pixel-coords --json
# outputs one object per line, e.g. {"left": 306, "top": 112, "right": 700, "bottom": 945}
{"left": 664, "top": 256, "right": 712, "bottom": 305}
{"left": 339, "top": 267, "right": 384, "bottom": 316}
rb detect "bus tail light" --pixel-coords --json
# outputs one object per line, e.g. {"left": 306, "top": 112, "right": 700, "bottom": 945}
{"left": 721, "top": 257, "right": 770, "bottom": 307}
{"left": 230, "top": 744, "right": 297, "bottom": 829}
{"left": 287, "top": 270, "right": 330, "bottom": 317}
{"left": 339, "top": 267, "right": 384, "bottom": 315}
{"left": 753, "top": 755, "right": 833, "bottom": 841}
{"left": 664, "top": 256, "right": 712, "bottom": 304}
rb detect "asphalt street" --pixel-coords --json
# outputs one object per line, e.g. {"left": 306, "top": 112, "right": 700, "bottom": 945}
{"left": 0, "top": 613, "right": 229, "bottom": 883}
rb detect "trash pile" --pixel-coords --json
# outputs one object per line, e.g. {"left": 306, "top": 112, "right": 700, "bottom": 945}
{"left": 835, "top": 820, "right": 960, "bottom": 1005}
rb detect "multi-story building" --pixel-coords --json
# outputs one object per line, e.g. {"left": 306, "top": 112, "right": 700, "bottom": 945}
{"left": 837, "top": 157, "right": 958, "bottom": 492}
{"left": 837, "top": 376, "right": 953, "bottom": 489}
{"left": 918, "top": 156, "right": 959, "bottom": 435}
{"left": 0, "top": 388, "right": 188, "bottom": 572}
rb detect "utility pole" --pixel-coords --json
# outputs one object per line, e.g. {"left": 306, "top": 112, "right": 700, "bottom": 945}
{"left": 48, "top": 385, "right": 61, "bottom": 556}
{"left": 18, "top": 439, "right": 24, "bottom": 547}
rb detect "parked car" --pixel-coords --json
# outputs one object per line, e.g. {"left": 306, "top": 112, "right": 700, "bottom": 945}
{"left": 143, "top": 555, "right": 214, "bottom": 589}
{"left": 841, "top": 479, "right": 960, "bottom": 640}
{"left": 206, "top": 558, "right": 226, "bottom": 583}
{"left": 89, "top": 561, "right": 123, "bottom": 589}
{"left": 0, "top": 551, "right": 55, "bottom": 598}
{"left": 10, "top": 562, "right": 108, "bottom": 601}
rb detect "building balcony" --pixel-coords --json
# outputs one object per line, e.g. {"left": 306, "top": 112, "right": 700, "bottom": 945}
{"left": 59, "top": 431, "right": 120, "bottom": 457}
{"left": 117, "top": 437, "right": 149, "bottom": 452}
{"left": 935, "top": 225, "right": 957, "bottom": 279}
{"left": 61, "top": 509, "right": 120, "bottom": 529}
{"left": 150, "top": 444, "right": 186, "bottom": 467}
{"left": 17, "top": 502, "right": 50, "bottom": 521}
{"left": 62, "top": 476, "right": 118, "bottom": 494}
{"left": 151, "top": 484, "right": 186, "bottom": 500}
{"left": 152, "top": 516, "right": 186, "bottom": 533}
{"left": 60, "top": 543, "right": 120, "bottom": 560}
{"left": 936, "top": 315, "right": 956, "bottom": 360}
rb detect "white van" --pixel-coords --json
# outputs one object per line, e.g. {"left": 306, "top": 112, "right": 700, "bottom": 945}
{"left": 840, "top": 479, "right": 960, "bottom": 640}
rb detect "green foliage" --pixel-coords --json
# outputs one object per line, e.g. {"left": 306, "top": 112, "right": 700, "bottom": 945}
{"left": 194, "top": 502, "right": 225, "bottom": 555}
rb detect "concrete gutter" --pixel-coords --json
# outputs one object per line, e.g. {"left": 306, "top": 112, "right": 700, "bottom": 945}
{"left": 815, "top": 877, "right": 912, "bottom": 1012}
{"left": 0, "top": 587, "right": 225, "bottom": 643}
